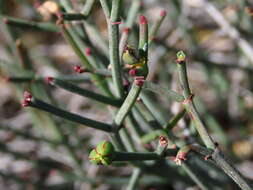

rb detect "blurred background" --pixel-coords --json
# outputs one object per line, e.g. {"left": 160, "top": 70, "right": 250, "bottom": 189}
{"left": 1, "top": 0, "right": 253, "bottom": 189}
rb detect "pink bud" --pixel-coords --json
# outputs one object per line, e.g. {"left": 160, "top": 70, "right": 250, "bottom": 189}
{"left": 135, "top": 78, "right": 144, "bottom": 86}
{"left": 74, "top": 65, "right": 85, "bottom": 73}
{"left": 22, "top": 91, "right": 33, "bottom": 107}
{"left": 85, "top": 48, "right": 91, "bottom": 56}
{"left": 139, "top": 15, "right": 147, "bottom": 25}
{"left": 160, "top": 10, "right": 167, "bottom": 17}
{"left": 24, "top": 91, "right": 32, "bottom": 100}
{"left": 129, "top": 69, "right": 137, "bottom": 76}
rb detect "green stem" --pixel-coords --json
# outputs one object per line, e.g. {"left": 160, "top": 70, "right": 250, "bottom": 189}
{"left": 82, "top": 0, "right": 95, "bottom": 15}
{"left": 52, "top": 79, "right": 122, "bottom": 107}
{"left": 119, "top": 0, "right": 141, "bottom": 57}
{"left": 176, "top": 53, "right": 252, "bottom": 190}
{"left": 60, "top": 0, "right": 73, "bottom": 12}
{"left": 5, "top": 75, "right": 90, "bottom": 83}
{"left": 61, "top": 25, "right": 113, "bottom": 96}
{"left": 165, "top": 109, "right": 186, "bottom": 131}
{"left": 177, "top": 61, "right": 192, "bottom": 98}
{"left": 176, "top": 59, "right": 215, "bottom": 149}
{"left": 119, "top": 27, "right": 130, "bottom": 59}
{"left": 141, "top": 130, "right": 167, "bottom": 144}
{"left": 181, "top": 163, "right": 209, "bottom": 190}
{"left": 108, "top": 0, "right": 124, "bottom": 97}
{"left": 125, "top": 0, "right": 141, "bottom": 28}
{"left": 61, "top": 26, "right": 91, "bottom": 69}
{"left": 149, "top": 10, "right": 167, "bottom": 44}
{"left": 212, "top": 150, "right": 252, "bottom": 190}
{"left": 99, "top": 0, "right": 110, "bottom": 20}
{"left": 60, "top": 13, "right": 87, "bottom": 20}
{"left": 126, "top": 168, "right": 142, "bottom": 190}
{"left": 138, "top": 15, "right": 148, "bottom": 53}
{"left": 114, "top": 83, "right": 141, "bottom": 127}
{"left": 1, "top": 16, "right": 58, "bottom": 32}
{"left": 114, "top": 152, "right": 160, "bottom": 161}
{"left": 28, "top": 98, "right": 113, "bottom": 133}
{"left": 114, "top": 149, "right": 177, "bottom": 161}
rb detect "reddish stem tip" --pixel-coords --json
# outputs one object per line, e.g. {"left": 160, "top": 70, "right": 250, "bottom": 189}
{"left": 85, "top": 47, "right": 91, "bottom": 56}
{"left": 134, "top": 77, "right": 145, "bottom": 86}
{"left": 123, "top": 27, "right": 130, "bottom": 34}
{"left": 160, "top": 10, "right": 167, "bottom": 17}
{"left": 129, "top": 69, "right": 137, "bottom": 76}
{"left": 74, "top": 65, "right": 85, "bottom": 73}
{"left": 22, "top": 91, "right": 33, "bottom": 107}
{"left": 45, "top": 76, "right": 54, "bottom": 84}
{"left": 159, "top": 136, "right": 168, "bottom": 146}
{"left": 139, "top": 15, "right": 147, "bottom": 25}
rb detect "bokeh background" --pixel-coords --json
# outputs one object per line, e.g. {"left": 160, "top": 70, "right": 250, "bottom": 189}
{"left": 1, "top": 0, "right": 253, "bottom": 189}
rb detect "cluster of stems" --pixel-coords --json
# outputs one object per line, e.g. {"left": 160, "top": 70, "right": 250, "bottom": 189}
{"left": 0, "top": 0, "right": 252, "bottom": 190}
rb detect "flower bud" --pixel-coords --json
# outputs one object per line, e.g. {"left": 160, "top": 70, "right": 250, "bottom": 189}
{"left": 89, "top": 141, "right": 115, "bottom": 165}
{"left": 122, "top": 45, "right": 138, "bottom": 65}
{"left": 176, "top": 51, "right": 186, "bottom": 63}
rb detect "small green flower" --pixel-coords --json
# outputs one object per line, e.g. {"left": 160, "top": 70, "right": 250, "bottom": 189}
{"left": 122, "top": 45, "right": 138, "bottom": 65}
{"left": 89, "top": 141, "right": 115, "bottom": 165}
{"left": 176, "top": 51, "right": 186, "bottom": 62}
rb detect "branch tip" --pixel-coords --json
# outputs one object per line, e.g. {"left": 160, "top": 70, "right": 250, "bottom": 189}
{"left": 160, "top": 10, "right": 167, "bottom": 17}
{"left": 22, "top": 91, "right": 33, "bottom": 107}
{"left": 139, "top": 15, "right": 147, "bottom": 25}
